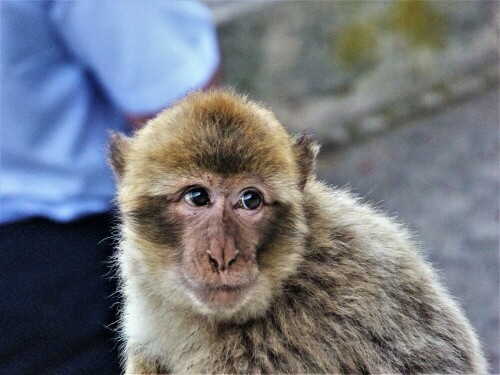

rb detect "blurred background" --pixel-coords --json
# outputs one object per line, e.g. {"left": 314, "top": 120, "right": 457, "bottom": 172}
{"left": 207, "top": 0, "right": 499, "bottom": 371}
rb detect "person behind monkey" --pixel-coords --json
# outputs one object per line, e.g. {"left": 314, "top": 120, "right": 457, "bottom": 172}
{"left": 0, "top": 1, "right": 219, "bottom": 373}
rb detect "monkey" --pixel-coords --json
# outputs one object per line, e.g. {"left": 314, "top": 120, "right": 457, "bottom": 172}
{"left": 109, "top": 90, "right": 487, "bottom": 374}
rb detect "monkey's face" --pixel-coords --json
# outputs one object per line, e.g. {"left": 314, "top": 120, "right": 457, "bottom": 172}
{"left": 111, "top": 91, "right": 315, "bottom": 321}
{"left": 159, "top": 174, "right": 296, "bottom": 317}
{"left": 176, "top": 179, "right": 271, "bottom": 310}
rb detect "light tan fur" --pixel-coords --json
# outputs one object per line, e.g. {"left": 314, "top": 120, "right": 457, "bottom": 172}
{"left": 110, "top": 90, "right": 487, "bottom": 374}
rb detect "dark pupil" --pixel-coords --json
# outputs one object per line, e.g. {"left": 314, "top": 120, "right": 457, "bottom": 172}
{"left": 242, "top": 191, "right": 261, "bottom": 209}
{"left": 189, "top": 189, "right": 210, "bottom": 206}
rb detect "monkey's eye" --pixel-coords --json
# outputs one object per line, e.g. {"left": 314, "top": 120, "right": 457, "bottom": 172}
{"left": 237, "top": 190, "right": 262, "bottom": 210}
{"left": 184, "top": 187, "right": 210, "bottom": 207}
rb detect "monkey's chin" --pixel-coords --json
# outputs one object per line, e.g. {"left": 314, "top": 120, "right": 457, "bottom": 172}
{"left": 193, "top": 285, "right": 251, "bottom": 312}
{"left": 188, "top": 284, "right": 255, "bottom": 314}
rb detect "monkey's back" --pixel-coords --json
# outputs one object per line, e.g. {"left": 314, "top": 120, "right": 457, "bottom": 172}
{"left": 190, "top": 181, "right": 487, "bottom": 374}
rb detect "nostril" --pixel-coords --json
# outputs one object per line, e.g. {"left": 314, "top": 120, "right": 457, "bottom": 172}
{"left": 209, "top": 256, "right": 219, "bottom": 269}
{"left": 226, "top": 250, "right": 239, "bottom": 270}
{"left": 206, "top": 251, "right": 219, "bottom": 272}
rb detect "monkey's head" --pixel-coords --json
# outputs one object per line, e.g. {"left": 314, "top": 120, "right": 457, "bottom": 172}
{"left": 110, "top": 90, "right": 318, "bottom": 322}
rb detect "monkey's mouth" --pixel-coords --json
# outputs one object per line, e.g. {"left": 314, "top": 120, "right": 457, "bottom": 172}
{"left": 191, "top": 284, "right": 254, "bottom": 311}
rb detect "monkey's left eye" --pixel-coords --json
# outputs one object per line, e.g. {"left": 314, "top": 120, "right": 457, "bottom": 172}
{"left": 184, "top": 188, "right": 210, "bottom": 207}
{"left": 237, "top": 190, "right": 262, "bottom": 210}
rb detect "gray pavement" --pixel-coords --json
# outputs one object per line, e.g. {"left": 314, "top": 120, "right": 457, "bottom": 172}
{"left": 317, "top": 89, "right": 500, "bottom": 372}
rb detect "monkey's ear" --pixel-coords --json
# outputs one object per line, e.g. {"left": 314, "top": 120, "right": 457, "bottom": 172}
{"left": 108, "top": 131, "right": 132, "bottom": 180}
{"left": 293, "top": 130, "right": 320, "bottom": 190}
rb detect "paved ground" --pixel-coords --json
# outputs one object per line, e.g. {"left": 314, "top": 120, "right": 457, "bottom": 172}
{"left": 316, "top": 89, "right": 499, "bottom": 372}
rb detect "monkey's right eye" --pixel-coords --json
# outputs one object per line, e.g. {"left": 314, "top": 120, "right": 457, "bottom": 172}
{"left": 184, "top": 188, "right": 210, "bottom": 207}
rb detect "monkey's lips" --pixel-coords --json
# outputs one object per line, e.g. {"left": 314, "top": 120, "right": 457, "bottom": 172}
{"left": 191, "top": 284, "right": 253, "bottom": 311}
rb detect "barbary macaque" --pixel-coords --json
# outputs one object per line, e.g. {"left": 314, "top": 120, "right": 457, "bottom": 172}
{"left": 109, "top": 90, "right": 487, "bottom": 374}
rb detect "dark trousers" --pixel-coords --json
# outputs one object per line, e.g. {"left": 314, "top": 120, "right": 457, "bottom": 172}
{"left": 0, "top": 213, "right": 121, "bottom": 374}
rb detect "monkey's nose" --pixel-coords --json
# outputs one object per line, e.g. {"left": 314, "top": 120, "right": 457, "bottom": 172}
{"left": 206, "top": 250, "right": 239, "bottom": 273}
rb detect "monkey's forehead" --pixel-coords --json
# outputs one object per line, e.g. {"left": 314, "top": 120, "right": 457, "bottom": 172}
{"left": 133, "top": 90, "right": 299, "bottom": 177}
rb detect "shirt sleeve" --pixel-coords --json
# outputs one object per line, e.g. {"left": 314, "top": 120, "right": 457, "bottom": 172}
{"left": 50, "top": 1, "right": 220, "bottom": 114}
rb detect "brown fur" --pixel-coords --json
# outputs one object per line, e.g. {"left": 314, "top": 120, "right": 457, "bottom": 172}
{"left": 110, "top": 90, "right": 487, "bottom": 374}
